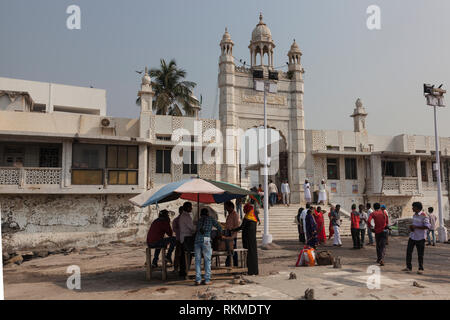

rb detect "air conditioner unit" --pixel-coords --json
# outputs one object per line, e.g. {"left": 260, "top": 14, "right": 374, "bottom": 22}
{"left": 100, "top": 117, "right": 115, "bottom": 128}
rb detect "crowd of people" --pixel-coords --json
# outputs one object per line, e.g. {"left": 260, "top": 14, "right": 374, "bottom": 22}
{"left": 146, "top": 182, "right": 439, "bottom": 284}
{"left": 296, "top": 201, "right": 436, "bottom": 274}
{"left": 146, "top": 198, "right": 261, "bottom": 285}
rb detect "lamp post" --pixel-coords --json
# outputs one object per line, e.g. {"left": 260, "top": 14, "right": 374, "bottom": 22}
{"left": 255, "top": 80, "right": 277, "bottom": 245}
{"left": 424, "top": 84, "right": 448, "bottom": 243}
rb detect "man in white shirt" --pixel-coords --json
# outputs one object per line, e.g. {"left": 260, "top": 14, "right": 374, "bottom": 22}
{"left": 300, "top": 204, "right": 310, "bottom": 237}
{"left": 268, "top": 180, "right": 278, "bottom": 207}
{"left": 281, "top": 180, "right": 290, "bottom": 207}
{"left": 366, "top": 203, "right": 374, "bottom": 245}
{"left": 178, "top": 202, "right": 196, "bottom": 278}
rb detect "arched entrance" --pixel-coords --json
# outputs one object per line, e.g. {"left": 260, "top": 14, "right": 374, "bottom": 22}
{"left": 239, "top": 126, "right": 288, "bottom": 192}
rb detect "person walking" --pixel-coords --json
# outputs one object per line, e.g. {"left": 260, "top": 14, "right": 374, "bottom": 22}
{"left": 367, "top": 203, "right": 389, "bottom": 266}
{"left": 358, "top": 204, "right": 368, "bottom": 249}
{"left": 268, "top": 180, "right": 278, "bottom": 207}
{"left": 281, "top": 180, "right": 291, "bottom": 207}
{"left": 366, "top": 203, "right": 374, "bottom": 245}
{"left": 304, "top": 179, "right": 312, "bottom": 205}
{"left": 305, "top": 209, "right": 318, "bottom": 248}
{"left": 223, "top": 201, "right": 240, "bottom": 267}
{"left": 331, "top": 204, "right": 342, "bottom": 246}
{"left": 328, "top": 205, "right": 335, "bottom": 240}
{"left": 296, "top": 207, "right": 305, "bottom": 243}
{"left": 318, "top": 179, "right": 327, "bottom": 205}
{"left": 314, "top": 206, "right": 327, "bottom": 244}
{"left": 426, "top": 207, "right": 437, "bottom": 246}
{"left": 402, "top": 202, "right": 431, "bottom": 275}
{"left": 381, "top": 205, "right": 390, "bottom": 245}
{"left": 194, "top": 208, "right": 223, "bottom": 285}
{"left": 232, "top": 203, "right": 260, "bottom": 275}
{"left": 300, "top": 203, "right": 310, "bottom": 240}
{"left": 350, "top": 204, "right": 361, "bottom": 249}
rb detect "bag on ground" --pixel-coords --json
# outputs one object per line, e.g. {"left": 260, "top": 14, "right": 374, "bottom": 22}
{"left": 296, "top": 245, "right": 316, "bottom": 267}
{"left": 316, "top": 250, "right": 334, "bottom": 266}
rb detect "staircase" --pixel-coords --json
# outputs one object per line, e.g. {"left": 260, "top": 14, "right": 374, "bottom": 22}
{"left": 255, "top": 205, "right": 352, "bottom": 241}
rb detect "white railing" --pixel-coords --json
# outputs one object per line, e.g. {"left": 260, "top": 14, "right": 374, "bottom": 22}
{"left": 0, "top": 167, "right": 62, "bottom": 186}
{"left": 382, "top": 177, "right": 419, "bottom": 195}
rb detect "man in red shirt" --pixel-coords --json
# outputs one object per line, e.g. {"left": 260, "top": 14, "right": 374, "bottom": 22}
{"left": 367, "top": 203, "right": 389, "bottom": 266}
{"left": 147, "top": 210, "right": 176, "bottom": 268}
{"left": 350, "top": 204, "right": 361, "bottom": 249}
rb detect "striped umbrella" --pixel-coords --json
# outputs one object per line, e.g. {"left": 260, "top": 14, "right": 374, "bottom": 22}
{"left": 129, "top": 177, "right": 258, "bottom": 208}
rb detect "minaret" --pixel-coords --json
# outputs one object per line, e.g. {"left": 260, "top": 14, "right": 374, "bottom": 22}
{"left": 249, "top": 13, "right": 275, "bottom": 70}
{"left": 218, "top": 28, "right": 238, "bottom": 184}
{"left": 287, "top": 39, "right": 306, "bottom": 204}
{"left": 350, "top": 98, "right": 368, "bottom": 134}
{"left": 138, "top": 67, "right": 154, "bottom": 138}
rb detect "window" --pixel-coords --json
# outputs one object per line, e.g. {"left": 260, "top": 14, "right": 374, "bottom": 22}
{"left": 107, "top": 145, "right": 138, "bottom": 185}
{"left": 156, "top": 149, "right": 172, "bottom": 174}
{"left": 183, "top": 150, "right": 198, "bottom": 175}
{"left": 345, "top": 158, "right": 357, "bottom": 180}
{"left": 39, "top": 147, "right": 60, "bottom": 167}
{"left": 72, "top": 144, "right": 106, "bottom": 185}
{"left": 421, "top": 161, "right": 428, "bottom": 182}
{"left": 344, "top": 147, "right": 356, "bottom": 152}
{"left": 326, "top": 146, "right": 339, "bottom": 151}
{"left": 381, "top": 161, "right": 406, "bottom": 177}
{"left": 72, "top": 144, "right": 138, "bottom": 185}
{"left": 327, "top": 158, "right": 339, "bottom": 180}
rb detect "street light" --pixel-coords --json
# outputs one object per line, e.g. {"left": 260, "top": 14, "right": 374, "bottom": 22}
{"left": 255, "top": 79, "right": 277, "bottom": 245}
{"left": 424, "top": 83, "right": 448, "bottom": 243}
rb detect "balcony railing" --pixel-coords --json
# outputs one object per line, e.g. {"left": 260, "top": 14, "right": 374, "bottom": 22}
{"left": 382, "top": 177, "right": 419, "bottom": 195}
{"left": 0, "top": 167, "right": 62, "bottom": 186}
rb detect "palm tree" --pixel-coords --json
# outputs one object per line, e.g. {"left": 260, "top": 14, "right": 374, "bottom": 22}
{"left": 136, "top": 59, "right": 199, "bottom": 116}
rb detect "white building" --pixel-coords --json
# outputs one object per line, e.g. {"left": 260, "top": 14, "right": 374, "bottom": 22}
{"left": 1, "top": 15, "right": 449, "bottom": 251}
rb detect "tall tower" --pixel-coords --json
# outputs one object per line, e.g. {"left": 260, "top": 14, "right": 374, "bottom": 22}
{"left": 138, "top": 67, "right": 154, "bottom": 138}
{"left": 218, "top": 28, "right": 239, "bottom": 183}
{"left": 351, "top": 98, "right": 368, "bottom": 134}
{"left": 249, "top": 13, "right": 275, "bottom": 70}
{"left": 287, "top": 39, "right": 306, "bottom": 203}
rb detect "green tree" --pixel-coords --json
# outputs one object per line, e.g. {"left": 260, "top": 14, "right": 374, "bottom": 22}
{"left": 137, "top": 59, "right": 199, "bottom": 116}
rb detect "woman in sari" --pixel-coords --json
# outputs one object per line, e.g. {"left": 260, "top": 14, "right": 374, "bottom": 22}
{"left": 305, "top": 209, "right": 318, "bottom": 248}
{"left": 314, "top": 206, "right": 327, "bottom": 244}
{"left": 328, "top": 205, "right": 335, "bottom": 240}
{"left": 232, "top": 203, "right": 260, "bottom": 275}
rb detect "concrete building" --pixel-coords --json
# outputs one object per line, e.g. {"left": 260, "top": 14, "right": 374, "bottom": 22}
{"left": 1, "top": 15, "right": 449, "bottom": 251}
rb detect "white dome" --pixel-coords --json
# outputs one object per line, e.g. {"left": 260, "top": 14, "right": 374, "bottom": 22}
{"left": 251, "top": 13, "right": 273, "bottom": 42}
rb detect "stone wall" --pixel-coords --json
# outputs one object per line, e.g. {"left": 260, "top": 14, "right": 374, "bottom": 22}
{"left": 0, "top": 194, "right": 155, "bottom": 253}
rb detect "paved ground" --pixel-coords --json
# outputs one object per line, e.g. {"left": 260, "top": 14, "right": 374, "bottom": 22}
{"left": 3, "top": 236, "right": 450, "bottom": 300}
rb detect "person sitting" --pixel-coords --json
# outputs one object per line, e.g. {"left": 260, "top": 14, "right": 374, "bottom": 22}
{"left": 146, "top": 209, "right": 176, "bottom": 268}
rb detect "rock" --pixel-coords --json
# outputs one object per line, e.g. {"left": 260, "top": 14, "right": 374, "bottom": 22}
{"left": 260, "top": 243, "right": 282, "bottom": 250}
{"left": 7, "top": 255, "right": 23, "bottom": 265}
{"left": 289, "top": 272, "right": 297, "bottom": 280}
{"left": 33, "top": 251, "right": 49, "bottom": 258}
{"left": 413, "top": 281, "right": 425, "bottom": 288}
{"left": 269, "top": 271, "right": 279, "bottom": 275}
{"left": 303, "top": 288, "right": 315, "bottom": 300}
{"left": 333, "top": 257, "right": 342, "bottom": 269}
{"left": 2, "top": 252, "right": 10, "bottom": 262}
{"left": 18, "top": 251, "right": 34, "bottom": 261}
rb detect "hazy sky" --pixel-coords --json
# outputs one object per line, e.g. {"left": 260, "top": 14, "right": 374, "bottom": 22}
{"left": 1, "top": 0, "right": 450, "bottom": 137}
